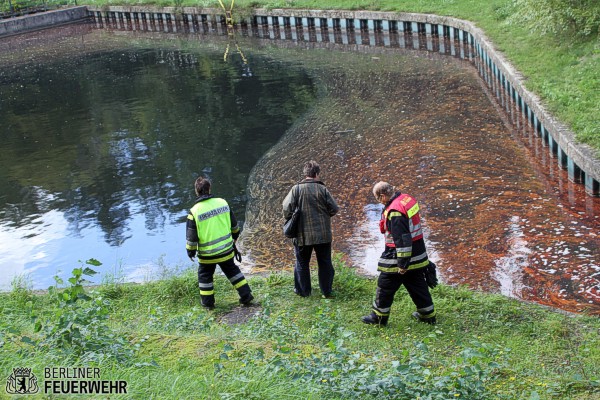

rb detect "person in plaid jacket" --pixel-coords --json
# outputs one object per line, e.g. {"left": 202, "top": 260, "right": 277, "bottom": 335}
{"left": 282, "top": 161, "right": 339, "bottom": 298}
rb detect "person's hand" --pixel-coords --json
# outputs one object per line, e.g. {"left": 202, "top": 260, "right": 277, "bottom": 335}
{"left": 187, "top": 249, "right": 196, "bottom": 262}
{"left": 233, "top": 244, "right": 242, "bottom": 263}
{"left": 397, "top": 258, "right": 408, "bottom": 274}
{"left": 379, "top": 219, "right": 386, "bottom": 234}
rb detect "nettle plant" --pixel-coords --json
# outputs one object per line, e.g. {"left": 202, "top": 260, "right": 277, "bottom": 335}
{"left": 25, "top": 259, "right": 135, "bottom": 363}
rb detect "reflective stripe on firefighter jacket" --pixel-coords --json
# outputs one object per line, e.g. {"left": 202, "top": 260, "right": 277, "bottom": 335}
{"left": 186, "top": 196, "right": 240, "bottom": 264}
{"left": 377, "top": 192, "right": 429, "bottom": 273}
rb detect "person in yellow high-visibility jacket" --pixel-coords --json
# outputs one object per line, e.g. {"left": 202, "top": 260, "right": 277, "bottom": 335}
{"left": 186, "top": 177, "right": 253, "bottom": 309}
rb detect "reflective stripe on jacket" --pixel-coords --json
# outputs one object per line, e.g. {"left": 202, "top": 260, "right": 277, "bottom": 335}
{"left": 186, "top": 196, "right": 240, "bottom": 264}
{"left": 377, "top": 192, "right": 429, "bottom": 273}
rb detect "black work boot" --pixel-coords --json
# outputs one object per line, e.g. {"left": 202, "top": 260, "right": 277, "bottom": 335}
{"left": 201, "top": 302, "right": 215, "bottom": 311}
{"left": 412, "top": 311, "right": 436, "bottom": 325}
{"left": 361, "top": 313, "right": 388, "bottom": 326}
{"left": 240, "top": 293, "right": 254, "bottom": 306}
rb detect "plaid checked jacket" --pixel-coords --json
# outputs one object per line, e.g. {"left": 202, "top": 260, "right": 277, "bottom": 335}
{"left": 282, "top": 179, "right": 339, "bottom": 246}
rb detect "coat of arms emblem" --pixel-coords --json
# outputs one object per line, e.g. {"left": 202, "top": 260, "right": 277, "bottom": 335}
{"left": 6, "top": 367, "right": 39, "bottom": 394}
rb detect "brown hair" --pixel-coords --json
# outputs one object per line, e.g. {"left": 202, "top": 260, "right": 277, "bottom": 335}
{"left": 194, "top": 177, "right": 211, "bottom": 196}
{"left": 303, "top": 160, "right": 321, "bottom": 178}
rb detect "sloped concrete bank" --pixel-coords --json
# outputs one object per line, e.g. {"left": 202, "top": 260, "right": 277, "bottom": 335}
{"left": 0, "top": 6, "right": 89, "bottom": 37}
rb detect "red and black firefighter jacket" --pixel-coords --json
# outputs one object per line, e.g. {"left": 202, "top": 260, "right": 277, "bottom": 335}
{"left": 377, "top": 191, "right": 430, "bottom": 272}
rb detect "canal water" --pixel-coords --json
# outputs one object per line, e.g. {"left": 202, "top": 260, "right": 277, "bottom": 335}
{"left": 0, "top": 22, "right": 317, "bottom": 288}
{"left": 0, "top": 20, "right": 598, "bottom": 315}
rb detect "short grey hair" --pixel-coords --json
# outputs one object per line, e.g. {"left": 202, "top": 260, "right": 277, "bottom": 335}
{"left": 372, "top": 181, "right": 395, "bottom": 198}
{"left": 303, "top": 160, "right": 321, "bottom": 178}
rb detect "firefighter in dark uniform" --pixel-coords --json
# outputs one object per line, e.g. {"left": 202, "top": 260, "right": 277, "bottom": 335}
{"left": 186, "top": 177, "right": 253, "bottom": 309}
{"left": 362, "top": 181, "right": 436, "bottom": 326}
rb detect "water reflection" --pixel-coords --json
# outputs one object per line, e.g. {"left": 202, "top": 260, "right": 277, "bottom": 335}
{"left": 0, "top": 25, "right": 317, "bottom": 289}
{"left": 492, "top": 215, "right": 530, "bottom": 298}
{"left": 0, "top": 208, "right": 67, "bottom": 287}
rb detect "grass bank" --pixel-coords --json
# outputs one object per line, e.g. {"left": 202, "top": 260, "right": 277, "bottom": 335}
{"left": 1, "top": 257, "right": 599, "bottom": 399}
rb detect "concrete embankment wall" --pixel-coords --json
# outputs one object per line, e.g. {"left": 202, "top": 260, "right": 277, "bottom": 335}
{"left": 0, "top": 6, "right": 89, "bottom": 37}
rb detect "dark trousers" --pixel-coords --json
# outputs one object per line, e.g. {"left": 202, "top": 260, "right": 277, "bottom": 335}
{"left": 373, "top": 269, "right": 435, "bottom": 318}
{"left": 293, "top": 242, "right": 334, "bottom": 297}
{"left": 198, "top": 257, "right": 252, "bottom": 307}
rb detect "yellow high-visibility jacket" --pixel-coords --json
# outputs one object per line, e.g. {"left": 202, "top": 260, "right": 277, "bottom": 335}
{"left": 186, "top": 195, "right": 240, "bottom": 264}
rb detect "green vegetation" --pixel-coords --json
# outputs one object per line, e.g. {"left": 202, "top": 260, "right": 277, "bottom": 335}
{"left": 1, "top": 257, "right": 599, "bottom": 399}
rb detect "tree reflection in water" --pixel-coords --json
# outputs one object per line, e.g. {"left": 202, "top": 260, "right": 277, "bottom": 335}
{"left": 0, "top": 25, "right": 316, "bottom": 288}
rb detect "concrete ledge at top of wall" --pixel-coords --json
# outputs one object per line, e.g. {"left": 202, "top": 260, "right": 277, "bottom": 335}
{"left": 0, "top": 6, "right": 89, "bottom": 37}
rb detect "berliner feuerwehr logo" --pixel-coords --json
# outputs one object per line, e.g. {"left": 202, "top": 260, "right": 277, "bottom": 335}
{"left": 6, "top": 367, "right": 39, "bottom": 394}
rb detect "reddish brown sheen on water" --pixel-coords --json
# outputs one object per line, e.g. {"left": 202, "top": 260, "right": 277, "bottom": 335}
{"left": 239, "top": 49, "right": 600, "bottom": 315}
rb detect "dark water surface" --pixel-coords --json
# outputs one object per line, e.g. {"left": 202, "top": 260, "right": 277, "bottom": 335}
{"left": 0, "top": 21, "right": 598, "bottom": 315}
{"left": 0, "top": 23, "right": 316, "bottom": 288}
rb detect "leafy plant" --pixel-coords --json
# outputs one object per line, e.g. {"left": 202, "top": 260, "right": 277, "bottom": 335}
{"left": 148, "top": 306, "right": 214, "bottom": 333}
{"left": 150, "top": 270, "right": 198, "bottom": 305}
{"left": 26, "top": 259, "right": 136, "bottom": 363}
{"left": 221, "top": 335, "right": 510, "bottom": 399}
{"left": 505, "top": 0, "right": 600, "bottom": 39}
{"left": 332, "top": 253, "right": 374, "bottom": 298}
{"left": 265, "top": 271, "right": 287, "bottom": 287}
{"left": 9, "top": 274, "right": 33, "bottom": 308}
